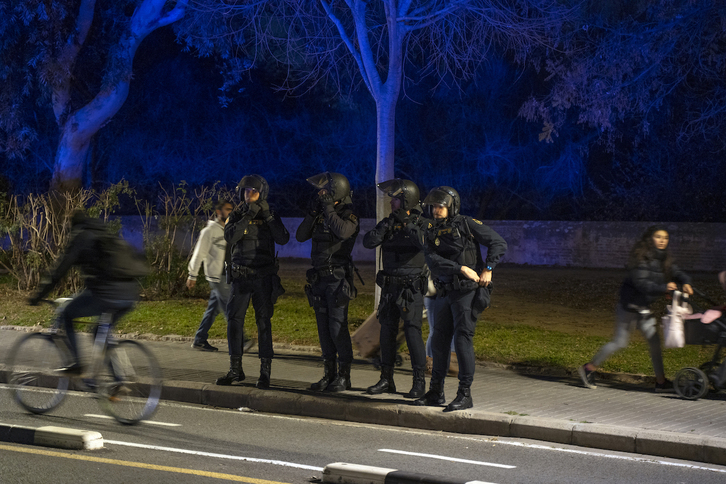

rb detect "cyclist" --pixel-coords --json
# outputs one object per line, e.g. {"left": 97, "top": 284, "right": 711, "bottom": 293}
{"left": 28, "top": 211, "right": 140, "bottom": 373}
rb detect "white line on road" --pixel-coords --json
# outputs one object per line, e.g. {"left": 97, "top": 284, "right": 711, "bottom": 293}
{"left": 104, "top": 440, "right": 325, "bottom": 472}
{"left": 378, "top": 449, "right": 516, "bottom": 469}
{"left": 483, "top": 439, "right": 726, "bottom": 474}
{"left": 83, "top": 414, "right": 181, "bottom": 427}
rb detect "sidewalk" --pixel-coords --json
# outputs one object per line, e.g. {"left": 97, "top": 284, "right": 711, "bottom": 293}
{"left": 2, "top": 327, "right": 726, "bottom": 465}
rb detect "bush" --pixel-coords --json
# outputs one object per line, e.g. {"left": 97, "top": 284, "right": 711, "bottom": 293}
{"left": 0, "top": 181, "right": 133, "bottom": 293}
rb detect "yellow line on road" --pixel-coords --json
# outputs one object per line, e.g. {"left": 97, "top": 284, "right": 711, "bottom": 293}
{"left": 0, "top": 443, "right": 290, "bottom": 484}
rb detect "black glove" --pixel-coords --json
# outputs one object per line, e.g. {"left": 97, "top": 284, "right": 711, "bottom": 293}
{"left": 392, "top": 208, "right": 408, "bottom": 224}
{"left": 308, "top": 197, "right": 321, "bottom": 216}
{"left": 318, "top": 191, "right": 334, "bottom": 209}
{"left": 256, "top": 200, "right": 271, "bottom": 219}
{"left": 246, "top": 202, "right": 261, "bottom": 218}
{"left": 28, "top": 295, "right": 40, "bottom": 306}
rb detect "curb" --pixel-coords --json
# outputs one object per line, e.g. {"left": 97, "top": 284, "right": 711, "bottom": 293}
{"left": 0, "top": 423, "right": 103, "bottom": 450}
{"left": 322, "top": 462, "right": 490, "bottom": 484}
{"left": 3, "top": 365, "right": 726, "bottom": 465}
{"left": 161, "top": 381, "right": 726, "bottom": 466}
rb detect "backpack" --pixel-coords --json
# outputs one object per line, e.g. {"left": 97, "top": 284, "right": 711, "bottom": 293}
{"left": 95, "top": 229, "right": 150, "bottom": 279}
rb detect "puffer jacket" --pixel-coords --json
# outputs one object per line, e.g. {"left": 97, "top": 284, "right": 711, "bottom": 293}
{"left": 619, "top": 255, "right": 690, "bottom": 309}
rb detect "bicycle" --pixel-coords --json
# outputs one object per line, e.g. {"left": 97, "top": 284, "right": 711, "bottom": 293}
{"left": 7, "top": 298, "right": 163, "bottom": 425}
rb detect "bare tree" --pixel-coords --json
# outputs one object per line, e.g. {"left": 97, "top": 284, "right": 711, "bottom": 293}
{"left": 180, "top": 0, "right": 573, "bottom": 215}
{"left": 1, "top": 0, "right": 188, "bottom": 191}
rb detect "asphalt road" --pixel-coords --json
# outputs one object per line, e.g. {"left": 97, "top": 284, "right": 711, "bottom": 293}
{"left": 1, "top": 386, "right": 726, "bottom": 484}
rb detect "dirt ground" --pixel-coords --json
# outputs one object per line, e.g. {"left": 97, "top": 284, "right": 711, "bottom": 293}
{"left": 280, "top": 259, "right": 725, "bottom": 338}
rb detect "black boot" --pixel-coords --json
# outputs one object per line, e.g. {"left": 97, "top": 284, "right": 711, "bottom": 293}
{"left": 413, "top": 379, "right": 445, "bottom": 406}
{"left": 366, "top": 365, "right": 396, "bottom": 395}
{"left": 444, "top": 386, "right": 473, "bottom": 412}
{"left": 326, "top": 362, "right": 352, "bottom": 392}
{"left": 216, "top": 356, "right": 245, "bottom": 385}
{"left": 256, "top": 358, "right": 272, "bottom": 389}
{"left": 404, "top": 368, "right": 426, "bottom": 399}
{"left": 310, "top": 359, "right": 337, "bottom": 391}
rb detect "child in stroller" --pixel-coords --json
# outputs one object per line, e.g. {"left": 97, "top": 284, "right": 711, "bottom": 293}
{"left": 671, "top": 271, "right": 726, "bottom": 400}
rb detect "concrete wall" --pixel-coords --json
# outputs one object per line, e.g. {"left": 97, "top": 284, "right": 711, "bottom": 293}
{"left": 115, "top": 217, "right": 726, "bottom": 271}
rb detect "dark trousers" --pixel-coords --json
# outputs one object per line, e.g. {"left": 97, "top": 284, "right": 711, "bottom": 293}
{"left": 430, "top": 289, "right": 477, "bottom": 387}
{"left": 60, "top": 289, "right": 134, "bottom": 362}
{"left": 311, "top": 274, "right": 353, "bottom": 364}
{"left": 378, "top": 286, "right": 426, "bottom": 371}
{"left": 226, "top": 274, "right": 275, "bottom": 359}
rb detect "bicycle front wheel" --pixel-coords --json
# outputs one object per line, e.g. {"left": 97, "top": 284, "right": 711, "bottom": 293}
{"left": 8, "top": 333, "right": 70, "bottom": 414}
{"left": 97, "top": 340, "right": 163, "bottom": 424}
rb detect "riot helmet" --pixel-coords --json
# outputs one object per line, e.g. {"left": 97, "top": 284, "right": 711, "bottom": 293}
{"left": 423, "top": 186, "right": 460, "bottom": 217}
{"left": 306, "top": 172, "right": 352, "bottom": 204}
{"left": 377, "top": 179, "right": 420, "bottom": 211}
{"left": 237, "top": 174, "right": 269, "bottom": 201}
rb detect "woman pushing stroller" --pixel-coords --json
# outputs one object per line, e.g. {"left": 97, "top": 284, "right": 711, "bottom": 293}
{"left": 578, "top": 225, "right": 693, "bottom": 392}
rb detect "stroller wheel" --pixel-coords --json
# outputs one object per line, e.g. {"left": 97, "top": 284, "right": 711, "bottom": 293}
{"left": 674, "top": 367, "right": 709, "bottom": 400}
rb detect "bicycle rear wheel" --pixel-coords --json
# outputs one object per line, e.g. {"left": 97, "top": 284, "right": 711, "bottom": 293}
{"left": 97, "top": 340, "right": 163, "bottom": 424}
{"left": 8, "top": 333, "right": 70, "bottom": 414}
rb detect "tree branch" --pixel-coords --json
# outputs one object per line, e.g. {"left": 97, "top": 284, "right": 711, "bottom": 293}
{"left": 319, "top": 0, "right": 374, "bottom": 96}
{"left": 52, "top": 0, "right": 97, "bottom": 125}
{"left": 351, "top": 0, "right": 383, "bottom": 96}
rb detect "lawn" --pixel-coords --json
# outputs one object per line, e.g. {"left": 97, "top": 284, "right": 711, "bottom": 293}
{"left": 1, "top": 261, "right": 723, "bottom": 378}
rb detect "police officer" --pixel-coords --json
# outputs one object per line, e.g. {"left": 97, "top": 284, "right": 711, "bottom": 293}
{"left": 363, "top": 179, "right": 428, "bottom": 398}
{"left": 414, "top": 187, "right": 507, "bottom": 411}
{"left": 297, "top": 172, "right": 360, "bottom": 392}
{"left": 216, "top": 175, "right": 289, "bottom": 389}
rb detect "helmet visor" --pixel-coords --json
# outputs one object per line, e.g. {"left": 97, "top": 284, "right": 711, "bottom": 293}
{"left": 238, "top": 175, "right": 263, "bottom": 193}
{"left": 376, "top": 179, "right": 404, "bottom": 198}
{"left": 423, "top": 189, "right": 453, "bottom": 208}
{"left": 306, "top": 173, "right": 331, "bottom": 190}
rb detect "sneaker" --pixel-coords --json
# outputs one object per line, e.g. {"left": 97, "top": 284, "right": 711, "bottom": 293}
{"left": 56, "top": 362, "right": 83, "bottom": 374}
{"left": 243, "top": 338, "right": 255, "bottom": 353}
{"left": 655, "top": 378, "right": 675, "bottom": 393}
{"left": 578, "top": 365, "right": 597, "bottom": 389}
{"left": 192, "top": 341, "right": 218, "bottom": 352}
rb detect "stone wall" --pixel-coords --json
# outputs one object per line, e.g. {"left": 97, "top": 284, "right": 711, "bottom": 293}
{"left": 8, "top": 216, "right": 721, "bottom": 271}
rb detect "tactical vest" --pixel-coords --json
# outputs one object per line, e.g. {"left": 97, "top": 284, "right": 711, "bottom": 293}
{"left": 381, "top": 221, "right": 426, "bottom": 275}
{"left": 311, "top": 207, "right": 359, "bottom": 269}
{"left": 232, "top": 217, "right": 277, "bottom": 269}
{"left": 428, "top": 215, "right": 481, "bottom": 271}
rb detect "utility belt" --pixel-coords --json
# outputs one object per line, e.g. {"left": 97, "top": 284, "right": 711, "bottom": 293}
{"left": 304, "top": 263, "right": 361, "bottom": 308}
{"left": 376, "top": 271, "right": 426, "bottom": 292}
{"left": 228, "top": 262, "right": 276, "bottom": 281}
{"left": 434, "top": 275, "right": 478, "bottom": 293}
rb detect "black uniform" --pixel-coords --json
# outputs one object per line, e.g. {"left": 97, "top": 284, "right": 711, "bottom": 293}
{"left": 296, "top": 202, "right": 360, "bottom": 367}
{"left": 224, "top": 202, "right": 289, "bottom": 359}
{"left": 363, "top": 209, "right": 428, "bottom": 377}
{"left": 425, "top": 215, "right": 506, "bottom": 389}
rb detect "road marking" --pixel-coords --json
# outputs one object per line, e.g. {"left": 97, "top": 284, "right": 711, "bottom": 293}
{"left": 378, "top": 449, "right": 515, "bottom": 469}
{"left": 483, "top": 439, "right": 726, "bottom": 474}
{"left": 84, "top": 414, "right": 181, "bottom": 427}
{"left": 0, "top": 443, "right": 290, "bottom": 483}
{"left": 104, "top": 440, "right": 325, "bottom": 472}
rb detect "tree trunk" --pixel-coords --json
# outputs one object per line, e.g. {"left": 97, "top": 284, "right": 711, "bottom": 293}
{"left": 49, "top": 0, "right": 187, "bottom": 191}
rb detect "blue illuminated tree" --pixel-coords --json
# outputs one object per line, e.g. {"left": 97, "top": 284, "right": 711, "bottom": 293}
{"left": 0, "top": 0, "right": 188, "bottom": 191}
{"left": 178, "top": 0, "right": 576, "bottom": 222}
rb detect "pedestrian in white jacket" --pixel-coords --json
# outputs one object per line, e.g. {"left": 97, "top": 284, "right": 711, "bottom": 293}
{"left": 187, "top": 200, "right": 234, "bottom": 351}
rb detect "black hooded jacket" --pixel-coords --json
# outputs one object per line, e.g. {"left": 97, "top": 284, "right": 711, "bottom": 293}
{"left": 35, "top": 218, "right": 139, "bottom": 301}
{"left": 619, "top": 252, "right": 691, "bottom": 309}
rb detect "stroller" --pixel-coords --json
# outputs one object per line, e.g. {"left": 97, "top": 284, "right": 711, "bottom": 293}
{"left": 669, "top": 272, "right": 726, "bottom": 400}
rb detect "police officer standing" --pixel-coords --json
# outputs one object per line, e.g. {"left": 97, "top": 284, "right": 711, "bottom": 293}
{"left": 363, "top": 179, "right": 428, "bottom": 398}
{"left": 297, "top": 172, "right": 360, "bottom": 392}
{"left": 414, "top": 186, "right": 506, "bottom": 411}
{"left": 216, "top": 175, "right": 289, "bottom": 389}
